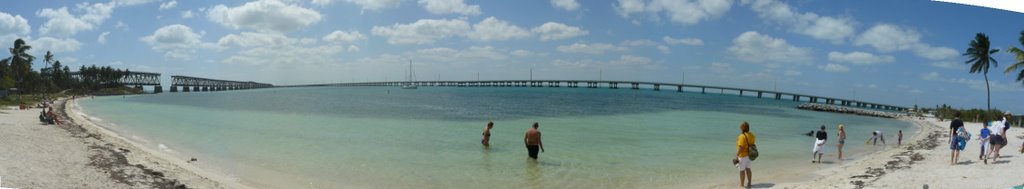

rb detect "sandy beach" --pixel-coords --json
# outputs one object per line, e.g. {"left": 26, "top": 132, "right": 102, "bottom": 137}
{"left": 0, "top": 98, "right": 247, "bottom": 189}
{"left": 770, "top": 118, "right": 1024, "bottom": 188}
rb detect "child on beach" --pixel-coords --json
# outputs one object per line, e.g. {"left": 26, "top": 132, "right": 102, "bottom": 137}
{"left": 980, "top": 122, "right": 991, "bottom": 160}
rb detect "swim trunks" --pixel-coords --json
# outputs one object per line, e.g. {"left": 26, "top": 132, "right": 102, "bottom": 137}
{"left": 527, "top": 145, "right": 540, "bottom": 159}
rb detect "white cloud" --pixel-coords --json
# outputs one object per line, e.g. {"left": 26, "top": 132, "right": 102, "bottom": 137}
{"left": 820, "top": 63, "right": 850, "bottom": 72}
{"left": 920, "top": 72, "right": 940, "bottom": 80}
{"left": 615, "top": 0, "right": 734, "bottom": 25}
{"left": 409, "top": 46, "right": 508, "bottom": 64}
{"left": 181, "top": 10, "right": 194, "bottom": 19}
{"left": 855, "top": 24, "right": 958, "bottom": 61}
{"left": 217, "top": 31, "right": 314, "bottom": 48}
{"left": 0, "top": 12, "right": 31, "bottom": 42}
{"left": 207, "top": 0, "right": 323, "bottom": 32}
{"left": 115, "top": 21, "right": 129, "bottom": 31}
{"left": 347, "top": 45, "right": 360, "bottom": 52}
{"left": 622, "top": 39, "right": 657, "bottom": 46}
{"left": 727, "top": 31, "right": 812, "bottom": 64}
{"left": 371, "top": 18, "right": 470, "bottom": 44}
{"left": 312, "top": 0, "right": 333, "bottom": 6}
{"left": 36, "top": 2, "right": 115, "bottom": 37}
{"left": 827, "top": 51, "right": 894, "bottom": 65}
{"left": 113, "top": 0, "right": 158, "bottom": 6}
{"left": 418, "top": 0, "right": 481, "bottom": 16}
{"left": 663, "top": 36, "right": 703, "bottom": 46}
{"left": 657, "top": 45, "right": 670, "bottom": 53}
{"left": 31, "top": 37, "right": 82, "bottom": 53}
{"left": 97, "top": 31, "right": 110, "bottom": 44}
{"left": 556, "top": 43, "right": 628, "bottom": 54}
{"left": 743, "top": 0, "right": 855, "bottom": 44}
{"left": 612, "top": 55, "right": 653, "bottom": 66}
{"left": 551, "top": 0, "right": 580, "bottom": 11}
{"left": 322, "top": 30, "right": 367, "bottom": 43}
{"left": 531, "top": 22, "right": 588, "bottom": 41}
{"left": 468, "top": 17, "right": 530, "bottom": 41}
{"left": 615, "top": 0, "right": 645, "bottom": 16}
{"left": 344, "top": 0, "right": 403, "bottom": 12}
{"left": 710, "top": 62, "right": 734, "bottom": 73}
{"left": 159, "top": 0, "right": 177, "bottom": 11}
{"left": 855, "top": 24, "right": 920, "bottom": 52}
{"left": 913, "top": 45, "right": 958, "bottom": 60}
{"left": 141, "top": 24, "right": 209, "bottom": 59}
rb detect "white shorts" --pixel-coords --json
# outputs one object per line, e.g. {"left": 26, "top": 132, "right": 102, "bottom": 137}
{"left": 737, "top": 157, "right": 751, "bottom": 171}
{"left": 812, "top": 139, "right": 826, "bottom": 154}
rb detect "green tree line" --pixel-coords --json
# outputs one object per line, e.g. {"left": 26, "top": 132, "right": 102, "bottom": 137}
{"left": 0, "top": 38, "right": 129, "bottom": 94}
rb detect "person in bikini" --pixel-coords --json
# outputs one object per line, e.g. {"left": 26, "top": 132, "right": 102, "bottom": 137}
{"left": 837, "top": 124, "right": 846, "bottom": 161}
{"left": 482, "top": 121, "right": 493, "bottom": 147}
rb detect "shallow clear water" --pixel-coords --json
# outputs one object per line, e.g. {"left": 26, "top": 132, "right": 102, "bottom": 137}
{"left": 77, "top": 87, "right": 914, "bottom": 188}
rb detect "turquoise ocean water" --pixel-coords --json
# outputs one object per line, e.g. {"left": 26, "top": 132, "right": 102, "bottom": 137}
{"left": 76, "top": 87, "right": 914, "bottom": 188}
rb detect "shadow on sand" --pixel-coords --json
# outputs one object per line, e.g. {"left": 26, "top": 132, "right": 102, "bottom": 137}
{"left": 749, "top": 183, "right": 775, "bottom": 188}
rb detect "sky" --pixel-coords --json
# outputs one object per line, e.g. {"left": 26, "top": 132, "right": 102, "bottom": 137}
{"left": 0, "top": 0, "right": 1022, "bottom": 112}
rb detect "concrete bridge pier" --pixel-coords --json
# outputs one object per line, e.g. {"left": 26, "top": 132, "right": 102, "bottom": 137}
{"left": 677, "top": 85, "right": 682, "bottom": 92}
{"left": 170, "top": 85, "right": 178, "bottom": 92}
{"left": 154, "top": 86, "right": 163, "bottom": 93}
{"left": 775, "top": 93, "right": 781, "bottom": 100}
{"left": 701, "top": 87, "right": 705, "bottom": 94}
{"left": 631, "top": 83, "right": 640, "bottom": 90}
{"left": 193, "top": 86, "right": 200, "bottom": 91}
{"left": 654, "top": 84, "right": 660, "bottom": 91}
{"left": 757, "top": 92, "right": 762, "bottom": 98}
{"left": 184, "top": 86, "right": 192, "bottom": 92}
{"left": 792, "top": 95, "right": 799, "bottom": 101}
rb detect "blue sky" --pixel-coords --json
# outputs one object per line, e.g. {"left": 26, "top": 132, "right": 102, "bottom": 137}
{"left": 0, "top": 0, "right": 1022, "bottom": 112}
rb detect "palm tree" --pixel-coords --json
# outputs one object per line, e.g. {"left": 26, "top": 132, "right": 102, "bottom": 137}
{"left": 963, "top": 33, "right": 999, "bottom": 111}
{"left": 1, "top": 39, "right": 35, "bottom": 89}
{"left": 1006, "top": 30, "right": 1024, "bottom": 84}
{"left": 42, "top": 51, "right": 53, "bottom": 92}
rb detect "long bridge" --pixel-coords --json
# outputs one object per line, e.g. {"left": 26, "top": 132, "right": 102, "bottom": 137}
{"left": 287, "top": 80, "right": 910, "bottom": 111}
{"left": 169, "top": 75, "right": 273, "bottom": 92}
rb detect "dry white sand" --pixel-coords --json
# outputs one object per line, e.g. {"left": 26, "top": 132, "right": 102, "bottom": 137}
{"left": 771, "top": 117, "right": 1024, "bottom": 189}
{"left": 0, "top": 98, "right": 250, "bottom": 189}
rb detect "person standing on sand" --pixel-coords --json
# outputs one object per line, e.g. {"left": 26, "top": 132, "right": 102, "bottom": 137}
{"left": 1001, "top": 112, "right": 1011, "bottom": 145}
{"left": 986, "top": 115, "right": 1006, "bottom": 164}
{"left": 898, "top": 130, "right": 903, "bottom": 146}
{"left": 812, "top": 125, "right": 827, "bottom": 163}
{"left": 524, "top": 122, "right": 544, "bottom": 159}
{"left": 837, "top": 124, "right": 846, "bottom": 161}
{"left": 949, "top": 111, "right": 964, "bottom": 165}
{"left": 735, "top": 121, "right": 755, "bottom": 188}
{"left": 481, "top": 121, "right": 494, "bottom": 147}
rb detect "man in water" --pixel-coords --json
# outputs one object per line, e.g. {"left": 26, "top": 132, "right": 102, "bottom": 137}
{"left": 524, "top": 122, "right": 545, "bottom": 159}
{"left": 812, "top": 125, "right": 827, "bottom": 163}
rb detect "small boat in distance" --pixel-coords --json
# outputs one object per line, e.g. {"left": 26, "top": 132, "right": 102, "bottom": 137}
{"left": 402, "top": 59, "right": 417, "bottom": 89}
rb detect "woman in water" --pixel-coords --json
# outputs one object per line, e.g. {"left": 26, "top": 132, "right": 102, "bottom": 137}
{"left": 837, "top": 124, "right": 846, "bottom": 161}
{"left": 481, "top": 121, "right": 494, "bottom": 147}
